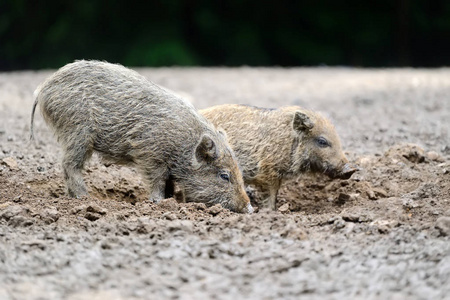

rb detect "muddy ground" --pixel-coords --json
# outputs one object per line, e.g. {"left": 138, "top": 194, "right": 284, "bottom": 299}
{"left": 0, "top": 67, "right": 449, "bottom": 300}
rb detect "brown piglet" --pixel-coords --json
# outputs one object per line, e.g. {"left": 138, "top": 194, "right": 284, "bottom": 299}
{"left": 201, "top": 104, "right": 357, "bottom": 210}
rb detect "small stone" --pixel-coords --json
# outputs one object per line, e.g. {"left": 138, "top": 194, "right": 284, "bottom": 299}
{"left": 367, "top": 190, "right": 377, "bottom": 200}
{"left": 71, "top": 205, "right": 87, "bottom": 214}
{"left": 333, "top": 216, "right": 346, "bottom": 229}
{"left": 402, "top": 197, "right": 420, "bottom": 209}
{"left": 1, "top": 205, "right": 27, "bottom": 220}
{"left": 9, "top": 215, "right": 33, "bottom": 227}
{"left": 7, "top": 136, "right": 14, "bottom": 142}
{"left": 278, "top": 203, "right": 290, "bottom": 213}
{"left": 370, "top": 219, "right": 398, "bottom": 234}
{"left": 372, "top": 188, "right": 388, "bottom": 198}
{"left": 157, "top": 198, "right": 179, "bottom": 211}
{"left": 162, "top": 212, "right": 177, "bottom": 220}
{"left": 136, "top": 218, "right": 157, "bottom": 234}
{"left": 85, "top": 212, "right": 100, "bottom": 221}
{"left": 207, "top": 204, "right": 223, "bottom": 216}
{"left": 1, "top": 157, "right": 19, "bottom": 170}
{"left": 427, "top": 151, "right": 444, "bottom": 162}
{"left": 0, "top": 203, "right": 11, "bottom": 210}
{"left": 86, "top": 204, "right": 107, "bottom": 215}
{"left": 37, "top": 166, "right": 45, "bottom": 172}
{"left": 435, "top": 216, "right": 450, "bottom": 237}
{"left": 281, "top": 224, "right": 308, "bottom": 240}
{"left": 402, "top": 144, "right": 426, "bottom": 163}
{"left": 105, "top": 181, "right": 115, "bottom": 191}
{"left": 427, "top": 151, "right": 439, "bottom": 161}
{"left": 358, "top": 213, "right": 374, "bottom": 223}
{"left": 40, "top": 208, "right": 60, "bottom": 224}
{"left": 168, "top": 220, "right": 194, "bottom": 232}
{"left": 341, "top": 213, "right": 360, "bottom": 222}
{"left": 193, "top": 203, "right": 207, "bottom": 211}
{"left": 335, "top": 193, "right": 350, "bottom": 205}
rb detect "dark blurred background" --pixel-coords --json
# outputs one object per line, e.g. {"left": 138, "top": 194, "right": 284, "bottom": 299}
{"left": 1, "top": 0, "right": 450, "bottom": 70}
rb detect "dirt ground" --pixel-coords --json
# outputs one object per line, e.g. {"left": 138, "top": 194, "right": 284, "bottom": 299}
{"left": 0, "top": 67, "right": 449, "bottom": 300}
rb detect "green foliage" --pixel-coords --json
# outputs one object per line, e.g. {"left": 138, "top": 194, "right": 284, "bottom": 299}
{"left": 1, "top": 0, "right": 450, "bottom": 70}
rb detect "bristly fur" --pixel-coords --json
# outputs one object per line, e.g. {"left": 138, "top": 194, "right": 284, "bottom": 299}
{"left": 201, "top": 104, "right": 356, "bottom": 210}
{"left": 31, "top": 60, "right": 251, "bottom": 213}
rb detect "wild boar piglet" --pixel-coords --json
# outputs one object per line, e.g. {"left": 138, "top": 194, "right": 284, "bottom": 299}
{"left": 31, "top": 60, "right": 253, "bottom": 213}
{"left": 201, "top": 104, "right": 357, "bottom": 210}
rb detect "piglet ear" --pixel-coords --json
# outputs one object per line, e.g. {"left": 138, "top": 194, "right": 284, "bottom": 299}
{"left": 293, "top": 111, "right": 314, "bottom": 132}
{"left": 195, "top": 134, "right": 218, "bottom": 164}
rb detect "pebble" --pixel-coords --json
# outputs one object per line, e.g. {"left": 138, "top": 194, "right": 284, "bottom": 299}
{"left": 341, "top": 213, "right": 359, "bottom": 222}
{"left": 207, "top": 204, "right": 223, "bottom": 216}
{"left": 9, "top": 215, "right": 33, "bottom": 227}
{"left": 367, "top": 190, "right": 377, "bottom": 200}
{"left": 427, "top": 151, "right": 444, "bottom": 162}
{"left": 192, "top": 202, "right": 207, "bottom": 211}
{"left": 167, "top": 220, "right": 194, "bottom": 233}
{"left": 281, "top": 225, "right": 308, "bottom": 240}
{"left": 40, "top": 208, "right": 60, "bottom": 224}
{"left": 1, "top": 157, "right": 19, "bottom": 170}
{"left": 402, "top": 198, "right": 420, "bottom": 209}
{"left": 335, "top": 193, "right": 350, "bottom": 205}
{"left": 278, "top": 203, "right": 290, "bottom": 213}
{"left": 162, "top": 212, "right": 177, "bottom": 220}
{"left": 334, "top": 218, "right": 346, "bottom": 230}
{"left": 402, "top": 144, "right": 425, "bottom": 163}
{"left": 157, "top": 198, "right": 179, "bottom": 211}
{"left": 86, "top": 204, "right": 108, "bottom": 215}
{"left": 435, "top": 216, "right": 450, "bottom": 237}
{"left": 372, "top": 187, "right": 388, "bottom": 198}
{"left": 1, "top": 205, "right": 28, "bottom": 220}
{"left": 71, "top": 205, "right": 87, "bottom": 214}
{"left": 136, "top": 218, "right": 157, "bottom": 234}
{"left": 84, "top": 212, "right": 100, "bottom": 222}
{"left": 370, "top": 219, "right": 398, "bottom": 234}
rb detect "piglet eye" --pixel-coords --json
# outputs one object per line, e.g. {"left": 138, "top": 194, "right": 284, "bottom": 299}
{"left": 219, "top": 172, "right": 231, "bottom": 182}
{"left": 316, "top": 137, "right": 330, "bottom": 148}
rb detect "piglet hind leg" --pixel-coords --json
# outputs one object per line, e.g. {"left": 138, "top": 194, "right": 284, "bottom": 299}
{"left": 62, "top": 141, "right": 93, "bottom": 198}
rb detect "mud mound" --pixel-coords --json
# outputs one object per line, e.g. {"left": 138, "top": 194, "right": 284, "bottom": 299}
{"left": 277, "top": 143, "right": 449, "bottom": 226}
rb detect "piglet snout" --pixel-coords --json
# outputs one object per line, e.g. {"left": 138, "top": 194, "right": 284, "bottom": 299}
{"left": 339, "top": 163, "right": 358, "bottom": 179}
